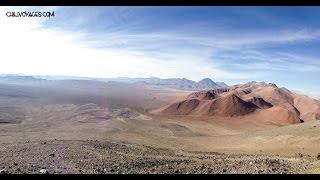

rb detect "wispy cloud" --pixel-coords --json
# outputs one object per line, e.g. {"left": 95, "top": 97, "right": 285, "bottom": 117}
{"left": 211, "top": 49, "right": 320, "bottom": 72}
{"left": 0, "top": 6, "right": 319, "bottom": 96}
{"left": 0, "top": 6, "right": 262, "bottom": 81}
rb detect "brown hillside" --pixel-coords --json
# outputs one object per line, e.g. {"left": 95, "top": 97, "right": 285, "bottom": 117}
{"left": 246, "top": 97, "right": 273, "bottom": 109}
{"left": 187, "top": 91, "right": 219, "bottom": 100}
{"left": 157, "top": 93, "right": 259, "bottom": 117}
{"left": 292, "top": 94, "right": 320, "bottom": 121}
{"left": 197, "top": 94, "right": 258, "bottom": 117}
{"left": 158, "top": 98, "right": 201, "bottom": 115}
{"left": 249, "top": 106, "right": 302, "bottom": 125}
{"left": 153, "top": 81, "right": 320, "bottom": 125}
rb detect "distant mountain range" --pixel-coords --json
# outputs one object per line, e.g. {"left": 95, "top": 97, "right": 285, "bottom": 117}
{"left": 0, "top": 75, "right": 229, "bottom": 91}
{"left": 0, "top": 75, "right": 47, "bottom": 84}
{"left": 113, "top": 77, "right": 229, "bottom": 90}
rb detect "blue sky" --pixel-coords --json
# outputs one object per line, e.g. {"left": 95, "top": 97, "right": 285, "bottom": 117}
{"left": 0, "top": 6, "right": 320, "bottom": 98}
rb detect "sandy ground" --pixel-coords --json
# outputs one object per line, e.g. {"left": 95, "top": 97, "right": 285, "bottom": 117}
{"left": 0, "top": 140, "right": 315, "bottom": 174}
{"left": 0, "top": 81, "right": 320, "bottom": 174}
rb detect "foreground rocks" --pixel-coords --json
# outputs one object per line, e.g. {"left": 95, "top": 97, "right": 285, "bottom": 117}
{"left": 0, "top": 140, "right": 314, "bottom": 174}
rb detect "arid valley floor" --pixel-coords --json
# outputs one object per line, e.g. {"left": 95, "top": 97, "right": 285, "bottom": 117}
{"left": 1, "top": 79, "right": 320, "bottom": 174}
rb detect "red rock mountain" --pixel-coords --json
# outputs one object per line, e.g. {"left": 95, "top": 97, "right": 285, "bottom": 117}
{"left": 152, "top": 82, "right": 320, "bottom": 125}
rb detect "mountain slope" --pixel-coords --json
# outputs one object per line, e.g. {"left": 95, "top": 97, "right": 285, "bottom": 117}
{"left": 153, "top": 81, "right": 320, "bottom": 125}
{"left": 216, "top": 82, "right": 229, "bottom": 88}
{"left": 197, "top": 93, "right": 259, "bottom": 117}
{"left": 192, "top": 78, "right": 220, "bottom": 90}
{"left": 156, "top": 93, "right": 259, "bottom": 117}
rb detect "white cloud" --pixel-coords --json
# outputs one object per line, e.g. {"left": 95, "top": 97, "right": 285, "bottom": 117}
{"left": 99, "top": 28, "right": 320, "bottom": 50}
{"left": 0, "top": 6, "right": 319, "bottom": 99}
{"left": 1, "top": 6, "right": 320, "bottom": 84}
{"left": 0, "top": 6, "right": 256, "bottom": 82}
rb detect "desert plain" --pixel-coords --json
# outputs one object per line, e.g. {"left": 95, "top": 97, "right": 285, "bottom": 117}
{"left": 0, "top": 78, "right": 320, "bottom": 174}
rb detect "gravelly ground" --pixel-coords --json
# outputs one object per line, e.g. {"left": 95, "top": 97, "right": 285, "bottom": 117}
{"left": 0, "top": 140, "right": 315, "bottom": 174}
